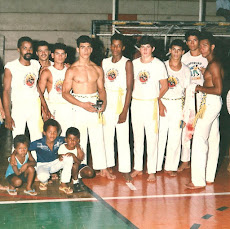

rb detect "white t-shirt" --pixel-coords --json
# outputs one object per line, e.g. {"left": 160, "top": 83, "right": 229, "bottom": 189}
{"left": 163, "top": 60, "right": 191, "bottom": 99}
{"left": 58, "top": 143, "right": 77, "bottom": 157}
{"left": 181, "top": 51, "right": 208, "bottom": 86}
{"left": 4, "top": 59, "right": 40, "bottom": 104}
{"left": 132, "top": 57, "right": 168, "bottom": 99}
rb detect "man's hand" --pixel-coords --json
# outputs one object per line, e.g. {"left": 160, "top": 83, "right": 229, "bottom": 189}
{"left": 159, "top": 100, "right": 167, "bottom": 117}
{"left": 59, "top": 155, "right": 64, "bottom": 161}
{"left": 5, "top": 115, "right": 15, "bottom": 130}
{"left": 20, "top": 163, "right": 28, "bottom": 173}
{"left": 77, "top": 146, "right": 85, "bottom": 161}
{"left": 82, "top": 102, "right": 98, "bottom": 112}
{"left": 118, "top": 111, "right": 127, "bottom": 124}
{"left": 42, "top": 104, "right": 52, "bottom": 121}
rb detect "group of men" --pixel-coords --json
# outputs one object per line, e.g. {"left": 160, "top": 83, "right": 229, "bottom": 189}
{"left": 2, "top": 29, "right": 223, "bottom": 189}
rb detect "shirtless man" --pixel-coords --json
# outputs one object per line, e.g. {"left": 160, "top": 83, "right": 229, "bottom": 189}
{"left": 62, "top": 35, "right": 115, "bottom": 179}
{"left": 186, "top": 32, "right": 223, "bottom": 189}
{"left": 131, "top": 36, "right": 168, "bottom": 182}
{"left": 3, "top": 36, "right": 50, "bottom": 142}
{"left": 178, "top": 30, "right": 208, "bottom": 172}
{"left": 38, "top": 43, "right": 73, "bottom": 133}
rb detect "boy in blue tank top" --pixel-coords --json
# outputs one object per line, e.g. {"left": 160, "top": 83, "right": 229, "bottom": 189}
{"left": 5, "top": 135, "right": 37, "bottom": 196}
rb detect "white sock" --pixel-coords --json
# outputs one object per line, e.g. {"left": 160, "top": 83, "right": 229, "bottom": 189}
{"left": 73, "top": 179, "right": 79, "bottom": 184}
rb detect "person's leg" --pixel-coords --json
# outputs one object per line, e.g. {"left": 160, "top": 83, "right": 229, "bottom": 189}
{"left": 7, "top": 174, "right": 22, "bottom": 195}
{"left": 37, "top": 162, "right": 51, "bottom": 189}
{"left": 131, "top": 100, "right": 145, "bottom": 177}
{"left": 24, "top": 166, "right": 36, "bottom": 191}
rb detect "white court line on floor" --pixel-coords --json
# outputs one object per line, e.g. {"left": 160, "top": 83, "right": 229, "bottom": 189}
{"left": 1, "top": 191, "right": 230, "bottom": 205}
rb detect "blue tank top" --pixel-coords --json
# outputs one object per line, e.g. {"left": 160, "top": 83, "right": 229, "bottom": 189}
{"left": 5, "top": 153, "right": 29, "bottom": 178}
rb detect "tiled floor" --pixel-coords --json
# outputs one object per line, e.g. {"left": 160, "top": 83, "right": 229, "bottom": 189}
{"left": 0, "top": 125, "right": 230, "bottom": 228}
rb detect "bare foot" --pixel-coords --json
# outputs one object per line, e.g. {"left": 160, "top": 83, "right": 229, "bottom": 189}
{"left": 168, "top": 171, "right": 177, "bottom": 177}
{"left": 164, "top": 170, "right": 170, "bottom": 174}
{"left": 227, "top": 163, "right": 230, "bottom": 172}
{"left": 123, "top": 173, "right": 132, "bottom": 182}
{"left": 0, "top": 185, "right": 9, "bottom": 190}
{"left": 131, "top": 170, "right": 143, "bottom": 178}
{"left": 147, "top": 173, "right": 156, "bottom": 182}
{"left": 206, "top": 181, "right": 214, "bottom": 185}
{"left": 185, "top": 182, "right": 205, "bottom": 189}
{"left": 107, "top": 167, "right": 114, "bottom": 174}
{"left": 178, "top": 162, "right": 190, "bottom": 172}
{"left": 100, "top": 169, "right": 116, "bottom": 180}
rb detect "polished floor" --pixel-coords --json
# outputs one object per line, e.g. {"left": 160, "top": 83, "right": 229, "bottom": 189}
{"left": 0, "top": 125, "right": 230, "bottom": 229}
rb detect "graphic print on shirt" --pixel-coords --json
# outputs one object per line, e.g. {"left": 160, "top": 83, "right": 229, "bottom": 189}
{"left": 188, "top": 62, "right": 203, "bottom": 80}
{"left": 168, "top": 76, "right": 179, "bottom": 89}
{"left": 54, "top": 80, "right": 63, "bottom": 94}
{"left": 24, "top": 72, "right": 36, "bottom": 87}
{"left": 106, "top": 69, "right": 118, "bottom": 82}
{"left": 138, "top": 71, "right": 150, "bottom": 83}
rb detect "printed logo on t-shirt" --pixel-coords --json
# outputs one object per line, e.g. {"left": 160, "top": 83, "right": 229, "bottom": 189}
{"left": 168, "top": 76, "right": 178, "bottom": 88}
{"left": 24, "top": 73, "right": 36, "bottom": 87}
{"left": 54, "top": 80, "right": 63, "bottom": 94}
{"left": 106, "top": 69, "right": 118, "bottom": 82}
{"left": 138, "top": 71, "right": 150, "bottom": 83}
{"left": 187, "top": 62, "right": 202, "bottom": 81}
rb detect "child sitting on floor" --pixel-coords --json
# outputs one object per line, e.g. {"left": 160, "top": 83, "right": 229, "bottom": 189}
{"left": 5, "top": 135, "right": 37, "bottom": 196}
{"left": 58, "top": 127, "right": 95, "bottom": 192}
{"left": 29, "top": 119, "right": 73, "bottom": 194}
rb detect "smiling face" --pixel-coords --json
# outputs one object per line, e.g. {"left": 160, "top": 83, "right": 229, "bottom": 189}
{"left": 44, "top": 125, "right": 58, "bottom": 143}
{"left": 18, "top": 41, "right": 33, "bottom": 61}
{"left": 36, "top": 45, "right": 50, "bottom": 62}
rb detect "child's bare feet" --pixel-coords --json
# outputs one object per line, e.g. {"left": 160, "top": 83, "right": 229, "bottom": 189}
{"left": 178, "top": 162, "right": 190, "bottom": 172}
{"left": 123, "top": 173, "right": 132, "bottom": 182}
{"left": 185, "top": 182, "right": 205, "bottom": 189}
{"left": 131, "top": 170, "right": 143, "bottom": 178}
{"left": 147, "top": 173, "right": 156, "bottom": 182}
{"left": 100, "top": 169, "right": 116, "bottom": 180}
{"left": 107, "top": 167, "right": 113, "bottom": 174}
{"left": 168, "top": 171, "right": 177, "bottom": 177}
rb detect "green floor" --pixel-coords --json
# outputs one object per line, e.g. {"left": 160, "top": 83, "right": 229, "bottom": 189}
{"left": 0, "top": 200, "right": 133, "bottom": 229}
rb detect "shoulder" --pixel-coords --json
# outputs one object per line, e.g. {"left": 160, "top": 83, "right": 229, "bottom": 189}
{"left": 5, "top": 59, "right": 18, "bottom": 69}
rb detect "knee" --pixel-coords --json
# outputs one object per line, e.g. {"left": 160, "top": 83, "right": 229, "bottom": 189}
{"left": 12, "top": 178, "right": 23, "bottom": 187}
{"left": 63, "top": 156, "right": 74, "bottom": 166}
{"left": 27, "top": 166, "right": 35, "bottom": 174}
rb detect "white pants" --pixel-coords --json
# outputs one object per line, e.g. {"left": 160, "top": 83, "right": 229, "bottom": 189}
{"left": 191, "top": 94, "right": 222, "bottom": 186}
{"left": 37, "top": 157, "right": 73, "bottom": 183}
{"left": 131, "top": 99, "right": 158, "bottom": 174}
{"left": 72, "top": 94, "right": 107, "bottom": 170}
{"left": 48, "top": 102, "right": 74, "bottom": 137}
{"left": 157, "top": 99, "right": 183, "bottom": 171}
{"left": 11, "top": 98, "right": 42, "bottom": 141}
{"left": 103, "top": 91, "right": 131, "bottom": 173}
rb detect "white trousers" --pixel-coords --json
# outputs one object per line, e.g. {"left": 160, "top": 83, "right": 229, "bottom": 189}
{"left": 37, "top": 157, "right": 73, "bottom": 183}
{"left": 103, "top": 91, "right": 131, "bottom": 173}
{"left": 11, "top": 98, "right": 42, "bottom": 141}
{"left": 131, "top": 99, "right": 158, "bottom": 174}
{"left": 72, "top": 94, "right": 107, "bottom": 170}
{"left": 157, "top": 99, "right": 183, "bottom": 171}
{"left": 48, "top": 102, "right": 74, "bottom": 137}
{"left": 191, "top": 94, "right": 222, "bottom": 186}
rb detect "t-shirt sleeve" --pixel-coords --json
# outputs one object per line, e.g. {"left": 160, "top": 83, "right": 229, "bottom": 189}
{"left": 58, "top": 144, "right": 65, "bottom": 155}
{"left": 4, "top": 62, "right": 12, "bottom": 71}
{"left": 159, "top": 62, "right": 168, "bottom": 81}
{"left": 29, "top": 140, "right": 38, "bottom": 151}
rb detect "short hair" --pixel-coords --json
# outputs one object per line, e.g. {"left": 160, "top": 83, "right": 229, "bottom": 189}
{"left": 169, "top": 39, "right": 186, "bottom": 50}
{"left": 185, "top": 30, "right": 201, "bottom": 41}
{"left": 43, "top": 119, "right": 61, "bottom": 133}
{"left": 200, "top": 31, "right": 216, "bottom": 46}
{"left": 14, "top": 135, "right": 30, "bottom": 148}
{"left": 52, "top": 43, "right": 67, "bottom": 53}
{"left": 65, "top": 127, "right": 80, "bottom": 139}
{"left": 76, "top": 35, "right": 92, "bottom": 48}
{"left": 36, "top": 40, "right": 50, "bottom": 50}
{"left": 17, "top": 36, "right": 33, "bottom": 48}
{"left": 111, "top": 33, "right": 125, "bottom": 45}
{"left": 139, "top": 36, "right": 155, "bottom": 48}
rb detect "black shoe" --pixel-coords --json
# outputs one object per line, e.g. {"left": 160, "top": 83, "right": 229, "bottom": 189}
{"left": 73, "top": 183, "right": 87, "bottom": 193}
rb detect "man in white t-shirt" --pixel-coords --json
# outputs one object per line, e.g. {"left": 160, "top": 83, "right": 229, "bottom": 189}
{"left": 131, "top": 36, "right": 168, "bottom": 182}
{"left": 3, "top": 36, "right": 50, "bottom": 142}
{"left": 157, "top": 39, "right": 191, "bottom": 177}
{"left": 178, "top": 30, "right": 208, "bottom": 172}
{"left": 38, "top": 43, "right": 73, "bottom": 135}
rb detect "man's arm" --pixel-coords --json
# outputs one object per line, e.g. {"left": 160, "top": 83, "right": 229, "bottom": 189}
{"left": 96, "top": 67, "right": 107, "bottom": 112}
{"left": 62, "top": 67, "right": 97, "bottom": 112}
{"left": 196, "top": 62, "right": 223, "bottom": 95}
{"left": 0, "top": 98, "right": 5, "bottom": 120}
{"left": 118, "top": 60, "right": 134, "bottom": 123}
{"left": 3, "top": 68, "right": 14, "bottom": 130}
{"left": 158, "top": 79, "right": 168, "bottom": 117}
